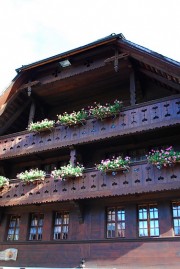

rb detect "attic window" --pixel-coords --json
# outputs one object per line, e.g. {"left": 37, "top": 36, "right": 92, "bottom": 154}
{"left": 59, "top": 59, "right": 71, "bottom": 68}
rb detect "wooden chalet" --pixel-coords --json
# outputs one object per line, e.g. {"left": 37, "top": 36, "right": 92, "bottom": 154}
{"left": 0, "top": 33, "right": 180, "bottom": 268}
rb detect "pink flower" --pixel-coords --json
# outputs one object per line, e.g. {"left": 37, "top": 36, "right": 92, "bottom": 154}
{"left": 166, "top": 146, "right": 172, "bottom": 151}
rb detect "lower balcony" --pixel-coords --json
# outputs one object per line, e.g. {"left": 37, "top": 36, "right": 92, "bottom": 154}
{"left": 0, "top": 161, "right": 180, "bottom": 207}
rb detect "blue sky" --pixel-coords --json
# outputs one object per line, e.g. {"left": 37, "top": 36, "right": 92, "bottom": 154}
{"left": 0, "top": 0, "right": 179, "bottom": 93}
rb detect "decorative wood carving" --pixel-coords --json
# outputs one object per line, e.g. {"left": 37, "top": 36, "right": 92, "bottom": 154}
{"left": 19, "top": 81, "right": 40, "bottom": 91}
{"left": 139, "top": 68, "right": 180, "bottom": 91}
{"left": 104, "top": 52, "right": 129, "bottom": 64}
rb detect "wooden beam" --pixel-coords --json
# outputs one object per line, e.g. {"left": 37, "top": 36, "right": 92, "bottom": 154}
{"left": 28, "top": 100, "right": 36, "bottom": 125}
{"left": 114, "top": 49, "right": 119, "bottom": 72}
{"left": 139, "top": 68, "right": 180, "bottom": 91}
{"left": 19, "top": 80, "right": 40, "bottom": 91}
{"left": 104, "top": 52, "right": 129, "bottom": 72}
{"left": 0, "top": 99, "right": 31, "bottom": 135}
{"left": 104, "top": 53, "right": 129, "bottom": 63}
{"left": 118, "top": 42, "right": 180, "bottom": 79}
{"left": 130, "top": 71, "right": 136, "bottom": 105}
{"left": 70, "top": 147, "right": 77, "bottom": 167}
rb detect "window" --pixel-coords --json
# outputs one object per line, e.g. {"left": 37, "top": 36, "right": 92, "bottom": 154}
{"left": 138, "top": 204, "right": 159, "bottom": 237}
{"left": 53, "top": 212, "right": 69, "bottom": 240}
{"left": 172, "top": 202, "right": 180, "bottom": 236}
{"left": 7, "top": 215, "right": 20, "bottom": 241}
{"left": 29, "top": 213, "right": 44, "bottom": 240}
{"left": 107, "top": 207, "right": 125, "bottom": 238}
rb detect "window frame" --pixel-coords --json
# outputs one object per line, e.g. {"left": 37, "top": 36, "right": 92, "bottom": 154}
{"left": 106, "top": 206, "right": 125, "bottom": 239}
{"left": 6, "top": 215, "right": 20, "bottom": 241}
{"left": 53, "top": 211, "right": 70, "bottom": 240}
{"left": 138, "top": 203, "right": 160, "bottom": 238}
{"left": 29, "top": 213, "right": 44, "bottom": 241}
{"left": 172, "top": 201, "right": 180, "bottom": 236}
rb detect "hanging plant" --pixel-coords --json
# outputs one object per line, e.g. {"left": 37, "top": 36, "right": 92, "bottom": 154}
{"left": 89, "top": 100, "right": 123, "bottom": 120}
{"left": 57, "top": 109, "right": 88, "bottom": 126}
{"left": 51, "top": 163, "right": 84, "bottom": 180}
{"left": 0, "top": 176, "right": 9, "bottom": 189}
{"left": 17, "top": 168, "right": 46, "bottom": 183}
{"left": 96, "top": 156, "right": 130, "bottom": 173}
{"left": 147, "top": 146, "right": 180, "bottom": 169}
{"left": 28, "top": 119, "right": 55, "bottom": 132}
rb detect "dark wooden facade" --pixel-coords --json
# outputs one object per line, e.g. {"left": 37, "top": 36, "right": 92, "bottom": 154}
{"left": 0, "top": 33, "right": 180, "bottom": 268}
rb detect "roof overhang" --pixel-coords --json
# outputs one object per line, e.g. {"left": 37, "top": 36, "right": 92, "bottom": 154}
{"left": 16, "top": 33, "right": 124, "bottom": 73}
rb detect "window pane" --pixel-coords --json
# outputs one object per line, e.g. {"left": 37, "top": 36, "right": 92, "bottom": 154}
{"left": 117, "top": 209, "right": 125, "bottom": 221}
{"left": 7, "top": 216, "right": 20, "bottom": 241}
{"left": 9, "top": 219, "right": 16, "bottom": 227}
{"left": 172, "top": 202, "right": 180, "bottom": 236}
{"left": 107, "top": 223, "right": 115, "bottom": 238}
{"left": 139, "top": 207, "right": 147, "bottom": 219}
{"left": 139, "top": 228, "right": 148, "bottom": 237}
{"left": 138, "top": 204, "right": 159, "bottom": 237}
{"left": 53, "top": 212, "right": 69, "bottom": 240}
{"left": 14, "top": 233, "right": 19, "bottom": 240}
{"left": 29, "top": 213, "right": 44, "bottom": 240}
{"left": 107, "top": 207, "right": 125, "bottom": 238}
{"left": 174, "top": 226, "right": 180, "bottom": 235}
{"left": 7, "top": 234, "right": 14, "bottom": 240}
{"left": 117, "top": 223, "right": 125, "bottom": 237}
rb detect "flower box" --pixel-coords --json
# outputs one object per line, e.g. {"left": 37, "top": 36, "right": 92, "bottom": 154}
{"left": 104, "top": 167, "right": 130, "bottom": 173}
{"left": 51, "top": 164, "right": 84, "bottom": 180}
{"left": 57, "top": 109, "right": 88, "bottom": 126}
{"left": 17, "top": 168, "right": 46, "bottom": 184}
{"left": 96, "top": 156, "right": 130, "bottom": 173}
{"left": 28, "top": 119, "right": 55, "bottom": 132}
{"left": 89, "top": 100, "right": 123, "bottom": 120}
{"left": 147, "top": 146, "right": 180, "bottom": 169}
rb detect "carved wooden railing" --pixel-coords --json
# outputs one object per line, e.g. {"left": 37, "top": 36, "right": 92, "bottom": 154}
{"left": 0, "top": 162, "right": 180, "bottom": 206}
{"left": 0, "top": 96, "right": 179, "bottom": 160}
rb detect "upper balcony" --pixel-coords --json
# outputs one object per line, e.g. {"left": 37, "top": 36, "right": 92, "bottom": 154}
{"left": 0, "top": 95, "right": 179, "bottom": 160}
{"left": 0, "top": 161, "right": 180, "bottom": 207}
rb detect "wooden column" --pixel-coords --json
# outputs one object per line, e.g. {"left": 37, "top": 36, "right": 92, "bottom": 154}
{"left": 70, "top": 147, "right": 77, "bottom": 167}
{"left": 28, "top": 100, "right": 36, "bottom": 126}
{"left": 130, "top": 71, "right": 136, "bottom": 106}
{"left": 114, "top": 49, "right": 119, "bottom": 72}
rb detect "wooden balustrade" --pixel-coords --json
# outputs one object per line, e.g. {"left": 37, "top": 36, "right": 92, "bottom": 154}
{"left": 0, "top": 161, "right": 180, "bottom": 206}
{"left": 0, "top": 96, "right": 180, "bottom": 160}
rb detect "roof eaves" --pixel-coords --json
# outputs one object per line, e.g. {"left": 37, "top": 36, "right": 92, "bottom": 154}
{"left": 16, "top": 33, "right": 125, "bottom": 73}
{"left": 120, "top": 39, "right": 180, "bottom": 67}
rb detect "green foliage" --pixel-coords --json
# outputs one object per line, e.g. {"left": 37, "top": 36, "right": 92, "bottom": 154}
{"left": 28, "top": 119, "right": 55, "bottom": 132}
{"left": 57, "top": 109, "right": 88, "bottom": 126}
{"left": 0, "top": 176, "right": 9, "bottom": 188}
{"left": 17, "top": 168, "right": 46, "bottom": 183}
{"left": 51, "top": 163, "right": 84, "bottom": 180}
